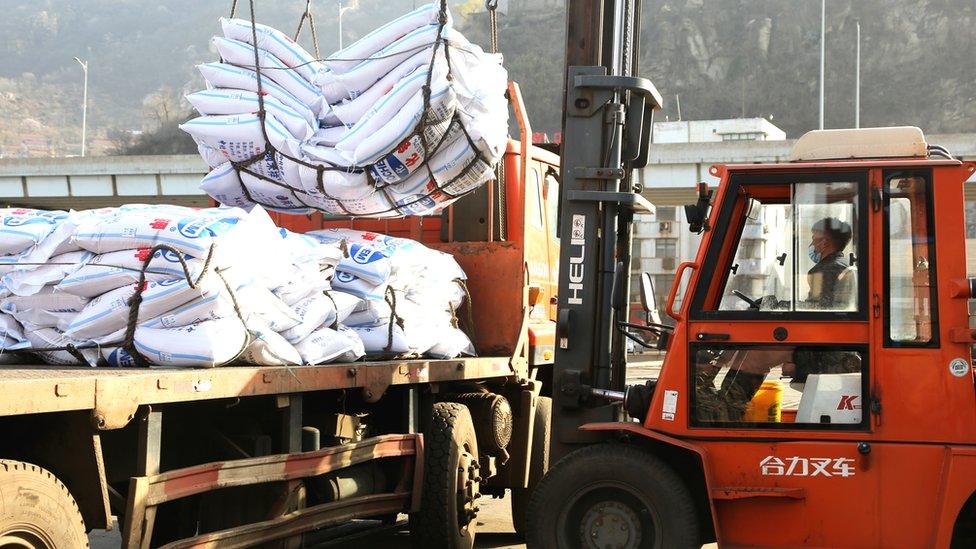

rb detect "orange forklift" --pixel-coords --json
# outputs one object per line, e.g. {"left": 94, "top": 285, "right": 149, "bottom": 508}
{"left": 526, "top": 1, "right": 976, "bottom": 547}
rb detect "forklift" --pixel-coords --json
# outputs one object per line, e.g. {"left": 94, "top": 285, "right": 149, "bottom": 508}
{"left": 527, "top": 0, "right": 976, "bottom": 547}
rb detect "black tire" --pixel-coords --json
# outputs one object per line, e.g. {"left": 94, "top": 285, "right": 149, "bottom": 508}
{"left": 411, "top": 402, "right": 480, "bottom": 549}
{"left": 511, "top": 395, "right": 552, "bottom": 537}
{"left": 526, "top": 443, "right": 698, "bottom": 549}
{"left": 0, "top": 460, "right": 88, "bottom": 549}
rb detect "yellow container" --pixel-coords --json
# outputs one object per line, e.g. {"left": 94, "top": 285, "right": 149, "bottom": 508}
{"left": 744, "top": 380, "right": 783, "bottom": 422}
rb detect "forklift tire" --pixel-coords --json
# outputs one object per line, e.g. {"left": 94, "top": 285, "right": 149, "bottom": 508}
{"left": 0, "top": 460, "right": 88, "bottom": 549}
{"left": 411, "top": 402, "right": 480, "bottom": 549}
{"left": 526, "top": 443, "right": 698, "bottom": 549}
{"left": 511, "top": 396, "right": 552, "bottom": 537}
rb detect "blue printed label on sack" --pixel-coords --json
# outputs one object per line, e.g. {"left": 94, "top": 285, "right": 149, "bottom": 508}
{"left": 350, "top": 244, "right": 386, "bottom": 265}
{"left": 335, "top": 271, "right": 357, "bottom": 283}
{"left": 395, "top": 195, "right": 436, "bottom": 215}
{"left": 177, "top": 217, "right": 240, "bottom": 238}
{"left": 107, "top": 348, "right": 137, "bottom": 368}
{"left": 3, "top": 210, "right": 64, "bottom": 226}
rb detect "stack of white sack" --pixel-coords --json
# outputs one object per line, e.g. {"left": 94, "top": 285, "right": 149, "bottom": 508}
{"left": 0, "top": 205, "right": 364, "bottom": 368}
{"left": 181, "top": 2, "right": 508, "bottom": 218}
{"left": 308, "top": 228, "right": 475, "bottom": 359}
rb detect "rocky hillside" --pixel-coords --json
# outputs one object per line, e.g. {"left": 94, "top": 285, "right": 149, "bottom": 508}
{"left": 0, "top": 0, "right": 972, "bottom": 156}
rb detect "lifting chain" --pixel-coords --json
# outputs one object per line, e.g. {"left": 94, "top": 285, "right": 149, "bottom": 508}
{"left": 485, "top": 0, "right": 498, "bottom": 54}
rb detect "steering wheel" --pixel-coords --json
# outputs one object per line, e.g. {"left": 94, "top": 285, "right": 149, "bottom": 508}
{"left": 732, "top": 290, "right": 761, "bottom": 310}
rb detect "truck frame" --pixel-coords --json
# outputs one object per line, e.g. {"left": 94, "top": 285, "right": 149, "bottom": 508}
{"left": 0, "top": 85, "right": 559, "bottom": 548}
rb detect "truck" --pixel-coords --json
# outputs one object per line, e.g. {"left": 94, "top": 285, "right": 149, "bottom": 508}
{"left": 526, "top": 1, "right": 976, "bottom": 547}
{"left": 0, "top": 82, "right": 562, "bottom": 548}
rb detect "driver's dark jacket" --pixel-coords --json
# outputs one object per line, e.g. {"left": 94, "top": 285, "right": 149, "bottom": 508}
{"left": 807, "top": 251, "right": 848, "bottom": 309}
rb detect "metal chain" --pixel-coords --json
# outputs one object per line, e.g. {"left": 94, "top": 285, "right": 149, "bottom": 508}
{"left": 486, "top": 0, "right": 498, "bottom": 54}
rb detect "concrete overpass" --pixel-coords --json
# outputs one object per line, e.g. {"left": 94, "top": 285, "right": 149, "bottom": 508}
{"left": 0, "top": 133, "right": 973, "bottom": 210}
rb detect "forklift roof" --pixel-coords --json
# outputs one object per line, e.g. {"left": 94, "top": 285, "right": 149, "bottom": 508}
{"left": 789, "top": 126, "right": 928, "bottom": 162}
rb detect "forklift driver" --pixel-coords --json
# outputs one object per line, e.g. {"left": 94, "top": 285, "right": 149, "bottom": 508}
{"left": 806, "top": 217, "right": 854, "bottom": 309}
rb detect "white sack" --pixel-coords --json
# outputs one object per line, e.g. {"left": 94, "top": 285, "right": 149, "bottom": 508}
{"left": 58, "top": 248, "right": 205, "bottom": 298}
{"left": 212, "top": 37, "right": 325, "bottom": 114}
{"left": 323, "top": 3, "right": 445, "bottom": 74}
{"left": 65, "top": 278, "right": 210, "bottom": 340}
{"left": 241, "top": 316, "right": 302, "bottom": 365}
{"left": 293, "top": 324, "right": 364, "bottom": 364}
{"left": 24, "top": 326, "right": 99, "bottom": 366}
{"left": 0, "top": 209, "right": 68, "bottom": 256}
{"left": 133, "top": 318, "right": 248, "bottom": 368}
{"left": 198, "top": 62, "right": 317, "bottom": 126}
{"left": 354, "top": 322, "right": 409, "bottom": 354}
{"left": 186, "top": 89, "right": 315, "bottom": 141}
{"left": 199, "top": 163, "right": 257, "bottom": 211}
{"left": 280, "top": 293, "right": 337, "bottom": 343}
{"left": 220, "top": 17, "right": 324, "bottom": 82}
{"left": 2, "top": 250, "right": 92, "bottom": 296}
{"left": 71, "top": 207, "right": 248, "bottom": 257}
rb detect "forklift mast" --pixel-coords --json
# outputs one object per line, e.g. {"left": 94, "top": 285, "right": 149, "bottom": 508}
{"left": 552, "top": 0, "right": 662, "bottom": 460}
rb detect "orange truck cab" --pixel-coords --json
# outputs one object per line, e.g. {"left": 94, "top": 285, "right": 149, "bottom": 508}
{"left": 531, "top": 126, "right": 976, "bottom": 548}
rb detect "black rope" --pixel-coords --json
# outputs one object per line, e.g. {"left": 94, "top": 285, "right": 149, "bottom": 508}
{"left": 383, "top": 285, "right": 405, "bottom": 353}
{"left": 294, "top": 0, "right": 321, "bottom": 59}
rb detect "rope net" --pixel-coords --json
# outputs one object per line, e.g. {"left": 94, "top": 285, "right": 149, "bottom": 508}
{"left": 189, "top": 0, "right": 508, "bottom": 219}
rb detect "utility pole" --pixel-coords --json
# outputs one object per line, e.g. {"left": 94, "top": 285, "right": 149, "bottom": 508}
{"left": 855, "top": 21, "right": 861, "bottom": 128}
{"left": 819, "top": 0, "right": 825, "bottom": 130}
{"left": 73, "top": 56, "right": 88, "bottom": 157}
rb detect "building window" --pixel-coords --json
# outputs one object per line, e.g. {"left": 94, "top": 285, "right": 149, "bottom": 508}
{"left": 657, "top": 206, "right": 676, "bottom": 221}
{"left": 655, "top": 238, "right": 677, "bottom": 258}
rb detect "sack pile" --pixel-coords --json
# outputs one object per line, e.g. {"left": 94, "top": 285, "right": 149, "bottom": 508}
{"left": 308, "top": 228, "right": 474, "bottom": 359}
{"left": 0, "top": 207, "right": 476, "bottom": 368}
{"left": 181, "top": 2, "right": 508, "bottom": 218}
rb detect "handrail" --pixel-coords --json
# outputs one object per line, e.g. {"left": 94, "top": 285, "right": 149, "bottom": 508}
{"left": 666, "top": 262, "right": 698, "bottom": 321}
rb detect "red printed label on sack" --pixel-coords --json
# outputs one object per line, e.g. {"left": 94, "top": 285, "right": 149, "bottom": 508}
{"left": 150, "top": 219, "right": 171, "bottom": 230}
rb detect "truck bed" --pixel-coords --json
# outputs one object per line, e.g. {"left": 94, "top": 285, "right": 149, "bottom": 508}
{"left": 0, "top": 356, "right": 515, "bottom": 428}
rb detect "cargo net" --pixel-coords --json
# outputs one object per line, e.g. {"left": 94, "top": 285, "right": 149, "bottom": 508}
{"left": 182, "top": 0, "right": 509, "bottom": 218}
{"left": 5, "top": 244, "right": 250, "bottom": 369}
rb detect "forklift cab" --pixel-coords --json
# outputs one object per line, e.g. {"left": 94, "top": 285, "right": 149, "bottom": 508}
{"left": 631, "top": 127, "right": 976, "bottom": 547}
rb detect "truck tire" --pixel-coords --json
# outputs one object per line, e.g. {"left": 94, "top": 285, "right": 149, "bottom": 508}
{"left": 0, "top": 460, "right": 88, "bottom": 549}
{"left": 511, "top": 395, "right": 551, "bottom": 537}
{"left": 411, "top": 402, "right": 480, "bottom": 549}
{"left": 526, "top": 443, "right": 698, "bottom": 549}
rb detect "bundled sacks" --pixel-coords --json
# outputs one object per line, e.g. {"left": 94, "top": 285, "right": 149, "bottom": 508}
{"left": 182, "top": 2, "right": 508, "bottom": 218}
{"left": 0, "top": 205, "right": 365, "bottom": 368}
{"left": 0, "top": 207, "right": 476, "bottom": 367}
{"left": 309, "top": 228, "right": 475, "bottom": 359}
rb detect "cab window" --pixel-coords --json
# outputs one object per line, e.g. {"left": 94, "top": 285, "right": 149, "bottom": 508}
{"left": 695, "top": 173, "right": 867, "bottom": 319}
{"left": 884, "top": 171, "right": 938, "bottom": 346}
{"left": 692, "top": 344, "right": 867, "bottom": 428}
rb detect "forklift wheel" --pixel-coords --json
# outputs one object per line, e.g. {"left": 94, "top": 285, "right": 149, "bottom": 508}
{"left": 411, "top": 402, "right": 480, "bottom": 549}
{"left": 526, "top": 443, "right": 698, "bottom": 549}
{"left": 511, "top": 396, "right": 552, "bottom": 537}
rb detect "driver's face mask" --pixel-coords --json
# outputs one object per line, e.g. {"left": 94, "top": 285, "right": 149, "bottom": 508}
{"left": 807, "top": 243, "right": 822, "bottom": 264}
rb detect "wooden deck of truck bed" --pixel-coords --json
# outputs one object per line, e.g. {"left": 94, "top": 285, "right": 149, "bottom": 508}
{"left": 0, "top": 356, "right": 517, "bottom": 428}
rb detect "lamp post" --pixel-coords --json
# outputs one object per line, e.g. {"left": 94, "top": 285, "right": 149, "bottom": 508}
{"left": 855, "top": 21, "right": 861, "bottom": 128}
{"left": 818, "top": 0, "right": 825, "bottom": 130}
{"left": 73, "top": 56, "right": 88, "bottom": 157}
{"left": 337, "top": 0, "right": 354, "bottom": 50}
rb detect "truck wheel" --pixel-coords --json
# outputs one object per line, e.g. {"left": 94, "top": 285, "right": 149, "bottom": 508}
{"left": 526, "top": 444, "right": 698, "bottom": 549}
{"left": 411, "top": 402, "right": 480, "bottom": 549}
{"left": 0, "top": 460, "right": 88, "bottom": 549}
{"left": 511, "top": 396, "right": 551, "bottom": 537}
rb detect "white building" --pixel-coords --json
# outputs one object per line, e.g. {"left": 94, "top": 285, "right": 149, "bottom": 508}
{"left": 652, "top": 118, "right": 787, "bottom": 144}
